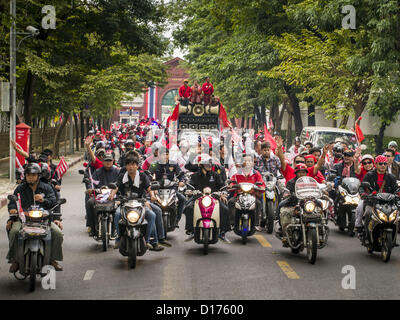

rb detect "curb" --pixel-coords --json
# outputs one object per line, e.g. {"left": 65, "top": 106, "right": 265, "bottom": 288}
{"left": 0, "top": 154, "right": 84, "bottom": 211}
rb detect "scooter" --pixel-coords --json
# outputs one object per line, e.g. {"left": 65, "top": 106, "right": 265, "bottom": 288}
{"left": 261, "top": 173, "right": 279, "bottom": 234}
{"left": 116, "top": 192, "right": 148, "bottom": 269}
{"left": 185, "top": 186, "right": 225, "bottom": 255}
{"left": 8, "top": 195, "right": 66, "bottom": 292}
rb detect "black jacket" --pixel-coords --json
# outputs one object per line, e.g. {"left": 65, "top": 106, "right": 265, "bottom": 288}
{"left": 150, "top": 162, "right": 184, "bottom": 182}
{"left": 92, "top": 166, "right": 120, "bottom": 188}
{"left": 116, "top": 171, "right": 150, "bottom": 199}
{"left": 362, "top": 170, "right": 399, "bottom": 194}
{"left": 333, "top": 162, "right": 357, "bottom": 178}
{"left": 189, "top": 169, "right": 225, "bottom": 193}
{"left": 8, "top": 181, "right": 56, "bottom": 212}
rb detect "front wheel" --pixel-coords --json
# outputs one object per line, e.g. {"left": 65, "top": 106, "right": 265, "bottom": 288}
{"left": 381, "top": 231, "right": 392, "bottom": 263}
{"left": 266, "top": 201, "right": 275, "bottom": 234}
{"left": 29, "top": 251, "right": 38, "bottom": 292}
{"left": 306, "top": 228, "right": 317, "bottom": 264}
{"left": 127, "top": 238, "right": 137, "bottom": 269}
{"left": 163, "top": 215, "right": 168, "bottom": 240}
{"left": 101, "top": 219, "right": 108, "bottom": 252}
{"left": 203, "top": 229, "right": 209, "bottom": 255}
{"left": 241, "top": 218, "right": 248, "bottom": 245}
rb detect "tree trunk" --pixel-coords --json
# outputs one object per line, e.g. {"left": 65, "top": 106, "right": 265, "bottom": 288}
{"left": 254, "top": 105, "right": 262, "bottom": 132}
{"left": 308, "top": 104, "right": 315, "bottom": 126}
{"left": 286, "top": 111, "right": 293, "bottom": 150}
{"left": 374, "top": 122, "right": 387, "bottom": 155}
{"left": 23, "top": 70, "right": 36, "bottom": 128}
{"left": 331, "top": 105, "right": 337, "bottom": 127}
{"left": 53, "top": 114, "right": 69, "bottom": 159}
{"left": 230, "top": 117, "right": 236, "bottom": 128}
{"left": 80, "top": 111, "right": 85, "bottom": 148}
{"left": 40, "top": 118, "right": 48, "bottom": 151}
{"left": 241, "top": 117, "right": 245, "bottom": 128}
{"left": 260, "top": 105, "right": 266, "bottom": 125}
{"left": 74, "top": 113, "right": 80, "bottom": 151}
{"left": 276, "top": 101, "right": 286, "bottom": 133}
{"left": 283, "top": 82, "right": 303, "bottom": 135}
{"left": 246, "top": 117, "right": 250, "bottom": 129}
{"left": 340, "top": 114, "right": 349, "bottom": 128}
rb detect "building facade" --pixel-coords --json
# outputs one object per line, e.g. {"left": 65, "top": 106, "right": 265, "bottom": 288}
{"left": 112, "top": 57, "right": 189, "bottom": 125}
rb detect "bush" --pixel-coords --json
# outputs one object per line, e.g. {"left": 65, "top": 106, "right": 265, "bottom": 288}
{"left": 362, "top": 135, "right": 400, "bottom": 155}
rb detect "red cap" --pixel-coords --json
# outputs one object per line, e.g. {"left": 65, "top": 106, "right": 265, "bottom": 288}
{"left": 295, "top": 163, "right": 308, "bottom": 173}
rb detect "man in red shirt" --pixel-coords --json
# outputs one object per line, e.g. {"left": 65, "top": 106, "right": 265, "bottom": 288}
{"left": 85, "top": 136, "right": 104, "bottom": 170}
{"left": 201, "top": 77, "right": 214, "bottom": 106}
{"left": 229, "top": 154, "right": 265, "bottom": 231}
{"left": 179, "top": 79, "right": 192, "bottom": 106}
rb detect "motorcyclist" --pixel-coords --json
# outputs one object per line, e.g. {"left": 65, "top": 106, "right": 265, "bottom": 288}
{"left": 333, "top": 149, "right": 361, "bottom": 179}
{"left": 118, "top": 139, "right": 135, "bottom": 168}
{"left": 276, "top": 163, "right": 309, "bottom": 241}
{"left": 229, "top": 154, "right": 265, "bottom": 232}
{"left": 6, "top": 163, "right": 63, "bottom": 272}
{"left": 288, "top": 137, "right": 303, "bottom": 160}
{"left": 86, "top": 152, "right": 120, "bottom": 236}
{"left": 357, "top": 155, "right": 400, "bottom": 234}
{"left": 148, "top": 148, "right": 187, "bottom": 228}
{"left": 385, "top": 149, "right": 400, "bottom": 180}
{"left": 254, "top": 142, "right": 281, "bottom": 177}
{"left": 111, "top": 155, "right": 169, "bottom": 251}
{"left": 184, "top": 154, "right": 231, "bottom": 243}
{"left": 388, "top": 141, "right": 400, "bottom": 162}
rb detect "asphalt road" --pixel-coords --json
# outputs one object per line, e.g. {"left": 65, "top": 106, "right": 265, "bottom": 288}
{"left": 1, "top": 163, "right": 400, "bottom": 300}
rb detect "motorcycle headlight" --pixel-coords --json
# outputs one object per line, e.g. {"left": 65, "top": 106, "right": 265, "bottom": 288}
{"left": 127, "top": 210, "right": 140, "bottom": 223}
{"left": 240, "top": 184, "right": 253, "bottom": 193}
{"left": 389, "top": 210, "right": 398, "bottom": 222}
{"left": 339, "top": 186, "right": 347, "bottom": 197}
{"left": 304, "top": 201, "right": 316, "bottom": 213}
{"left": 202, "top": 196, "right": 212, "bottom": 208}
{"left": 28, "top": 210, "right": 43, "bottom": 218}
{"left": 377, "top": 209, "right": 388, "bottom": 222}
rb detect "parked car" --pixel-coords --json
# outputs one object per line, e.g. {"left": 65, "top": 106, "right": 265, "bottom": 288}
{"left": 300, "top": 126, "right": 360, "bottom": 150}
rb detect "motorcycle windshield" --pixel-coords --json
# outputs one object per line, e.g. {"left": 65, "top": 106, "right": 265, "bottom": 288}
{"left": 295, "top": 177, "right": 321, "bottom": 199}
{"left": 341, "top": 178, "right": 360, "bottom": 195}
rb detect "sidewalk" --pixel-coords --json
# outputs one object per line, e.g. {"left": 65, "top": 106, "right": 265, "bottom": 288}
{"left": 0, "top": 151, "right": 85, "bottom": 210}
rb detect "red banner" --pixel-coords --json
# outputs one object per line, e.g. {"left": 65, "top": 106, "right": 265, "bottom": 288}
{"left": 15, "top": 123, "right": 31, "bottom": 167}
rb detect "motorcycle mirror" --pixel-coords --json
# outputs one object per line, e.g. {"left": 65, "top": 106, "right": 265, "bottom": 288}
{"left": 360, "top": 181, "right": 372, "bottom": 191}
{"left": 255, "top": 181, "right": 263, "bottom": 186}
{"left": 58, "top": 198, "right": 67, "bottom": 205}
{"left": 360, "top": 144, "right": 367, "bottom": 150}
{"left": 83, "top": 162, "right": 88, "bottom": 168}
{"left": 7, "top": 194, "right": 17, "bottom": 201}
{"left": 78, "top": 169, "right": 85, "bottom": 174}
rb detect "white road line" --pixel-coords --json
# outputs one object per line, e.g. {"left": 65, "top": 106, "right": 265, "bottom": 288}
{"left": 83, "top": 270, "right": 95, "bottom": 281}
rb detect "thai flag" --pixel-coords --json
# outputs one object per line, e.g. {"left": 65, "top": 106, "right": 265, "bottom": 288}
{"left": 53, "top": 156, "right": 69, "bottom": 179}
{"left": 145, "top": 86, "right": 158, "bottom": 120}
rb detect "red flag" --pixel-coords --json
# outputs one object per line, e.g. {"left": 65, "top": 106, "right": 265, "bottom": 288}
{"left": 355, "top": 116, "right": 364, "bottom": 142}
{"left": 167, "top": 104, "right": 180, "bottom": 127}
{"left": 264, "top": 124, "right": 277, "bottom": 151}
{"left": 219, "top": 104, "right": 232, "bottom": 128}
{"left": 53, "top": 156, "right": 69, "bottom": 179}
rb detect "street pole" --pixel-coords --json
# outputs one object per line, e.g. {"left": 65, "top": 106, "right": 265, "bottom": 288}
{"left": 69, "top": 112, "right": 74, "bottom": 154}
{"left": 9, "top": 0, "right": 16, "bottom": 183}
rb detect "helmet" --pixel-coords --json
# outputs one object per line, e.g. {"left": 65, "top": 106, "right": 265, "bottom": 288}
{"left": 388, "top": 141, "right": 398, "bottom": 149}
{"left": 198, "top": 153, "right": 212, "bottom": 165}
{"left": 304, "top": 140, "right": 313, "bottom": 147}
{"left": 96, "top": 141, "right": 106, "bottom": 149}
{"left": 361, "top": 154, "right": 374, "bottom": 164}
{"left": 125, "top": 139, "right": 135, "bottom": 147}
{"left": 333, "top": 143, "right": 344, "bottom": 154}
{"left": 25, "top": 162, "right": 41, "bottom": 175}
{"left": 294, "top": 163, "right": 308, "bottom": 174}
{"left": 40, "top": 162, "right": 51, "bottom": 180}
{"left": 295, "top": 136, "right": 301, "bottom": 143}
{"left": 95, "top": 148, "right": 106, "bottom": 157}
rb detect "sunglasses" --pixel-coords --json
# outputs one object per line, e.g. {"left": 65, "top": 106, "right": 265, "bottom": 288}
{"left": 295, "top": 160, "right": 305, "bottom": 164}
{"left": 384, "top": 154, "right": 393, "bottom": 158}
{"left": 362, "top": 161, "right": 372, "bottom": 165}
{"left": 377, "top": 162, "right": 387, "bottom": 166}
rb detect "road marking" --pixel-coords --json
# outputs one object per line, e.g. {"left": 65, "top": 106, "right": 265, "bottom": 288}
{"left": 83, "top": 270, "right": 95, "bottom": 281}
{"left": 255, "top": 234, "right": 272, "bottom": 247}
{"left": 276, "top": 261, "right": 300, "bottom": 279}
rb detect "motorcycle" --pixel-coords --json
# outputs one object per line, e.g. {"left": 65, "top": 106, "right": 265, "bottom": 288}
{"left": 86, "top": 184, "right": 118, "bottom": 251}
{"left": 151, "top": 178, "right": 178, "bottom": 239}
{"left": 230, "top": 182, "right": 264, "bottom": 244}
{"left": 8, "top": 195, "right": 66, "bottom": 292}
{"left": 332, "top": 177, "right": 361, "bottom": 236}
{"left": 358, "top": 181, "right": 400, "bottom": 262}
{"left": 116, "top": 193, "right": 148, "bottom": 269}
{"left": 274, "top": 176, "right": 329, "bottom": 264}
{"left": 185, "top": 186, "right": 225, "bottom": 255}
{"left": 261, "top": 172, "right": 279, "bottom": 234}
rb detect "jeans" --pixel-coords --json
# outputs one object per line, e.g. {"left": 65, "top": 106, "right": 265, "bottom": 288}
{"left": 114, "top": 203, "right": 164, "bottom": 245}
{"left": 355, "top": 199, "right": 364, "bottom": 227}
{"left": 176, "top": 192, "right": 186, "bottom": 223}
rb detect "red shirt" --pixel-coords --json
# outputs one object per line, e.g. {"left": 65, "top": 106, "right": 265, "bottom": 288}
{"left": 179, "top": 85, "right": 192, "bottom": 98}
{"left": 135, "top": 142, "right": 142, "bottom": 149}
{"left": 92, "top": 157, "right": 103, "bottom": 170}
{"left": 357, "top": 167, "right": 369, "bottom": 182}
{"left": 202, "top": 82, "right": 214, "bottom": 95}
{"left": 281, "top": 165, "right": 325, "bottom": 184}
{"left": 377, "top": 173, "right": 385, "bottom": 190}
{"left": 231, "top": 170, "right": 266, "bottom": 196}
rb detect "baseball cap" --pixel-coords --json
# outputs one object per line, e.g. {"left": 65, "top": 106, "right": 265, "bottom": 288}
{"left": 103, "top": 153, "right": 113, "bottom": 161}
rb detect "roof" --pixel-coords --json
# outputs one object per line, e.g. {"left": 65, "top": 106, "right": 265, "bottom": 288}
{"left": 164, "top": 57, "right": 185, "bottom": 66}
{"left": 302, "top": 126, "right": 355, "bottom": 134}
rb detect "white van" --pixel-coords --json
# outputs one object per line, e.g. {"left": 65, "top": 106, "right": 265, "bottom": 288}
{"left": 300, "top": 126, "right": 360, "bottom": 149}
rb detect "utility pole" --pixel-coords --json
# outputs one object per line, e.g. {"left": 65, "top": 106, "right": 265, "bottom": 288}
{"left": 69, "top": 113, "right": 74, "bottom": 154}
{"left": 9, "top": 0, "right": 16, "bottom": 183}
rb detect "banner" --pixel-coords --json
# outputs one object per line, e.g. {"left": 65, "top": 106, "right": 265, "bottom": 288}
{"left": 15, "top": 123, "right": 31, "bottom": 167}
{"left": 53, "top": 156, "right": 69, "bottom": 179}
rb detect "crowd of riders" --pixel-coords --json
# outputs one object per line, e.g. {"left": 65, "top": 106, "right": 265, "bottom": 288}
{"left": 5, "top": 111, "right": 400, "bottom": 273}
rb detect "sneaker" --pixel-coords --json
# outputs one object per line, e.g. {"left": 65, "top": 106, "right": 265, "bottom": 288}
{"left": 149, "top": 243, "right": 164, "bottom": 251}
{"left": 255, "top": 226, "right": 263, "bottom": 232}
{"left": 51, "top": 261, "right": 63, "bottom": 271}
{"left": 146, "top": 243, "right": 154, "bottom": 250}
{"left": 219, "top": 233, "right": 231, "bottom": 244}
{"left": 9, "top": 262, "right": 19, "bottom": 273}
{"left": 184, "top": 233, "right": 195, "bottom": 242}
{"left": 159, "top": 239, "right": 172, "bottom": 247}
